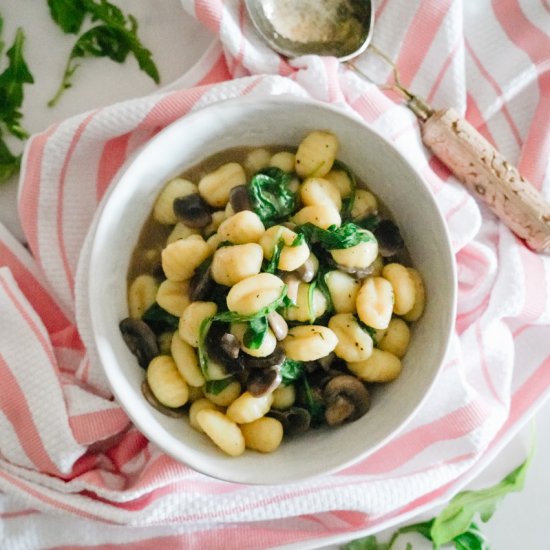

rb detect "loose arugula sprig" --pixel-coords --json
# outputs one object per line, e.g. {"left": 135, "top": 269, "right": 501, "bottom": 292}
{"left": 47, "top": 0, "right": 160, "bottom": 107}
{"left": 0, "top": 19, "right": 34, "bottom": 183}
{"left": 342, "top": 452, "right": 532, "bottom": 550}
{"left": 297, "top": 222, "right": 376, "bottom": 250}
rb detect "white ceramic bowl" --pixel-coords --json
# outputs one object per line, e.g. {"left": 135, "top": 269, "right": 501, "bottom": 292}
{"left": 89, "top": 96, "right": 456, "bottom": 485}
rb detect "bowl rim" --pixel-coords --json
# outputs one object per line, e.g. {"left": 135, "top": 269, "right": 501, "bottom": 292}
{"left": 88, "top": 94, "right": 457, "bottom": 484}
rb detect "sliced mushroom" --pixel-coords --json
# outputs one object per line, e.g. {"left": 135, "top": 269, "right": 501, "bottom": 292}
{"left": 119, "top": 317, "right": 159, "bottom": 368}
{"left": 206, "top": 323, "right": 243, "bottom": 372}
{"left": 323, "top": 375, "right": 370, "bottom": 426}
{"left": 318, "top": 351, "right": 336, "bottom": 371}
{"left": 267, "top": 311, "right": 288, "bottom": 341}
{"left": 173, "top": 193, "right": 212, "bottom": 228}
{"left": 269, "top": 407, "right": 311, "bottom": 435}
{"left": 329, "top": 258, "right": 375, "bottom": 279}
{"left": 241, "top": 346, "right": 286, "bottom": 370}
{"left": 141, "top": 379, "right": 186, "bottom": 418}
{"left": 247, "top": 367, "right": 282, "bottom": 397}
{"left": 373, "top": 219, "right": 404, "bottom": 257}
{"left": 189, "top": 263, "right": 215, "bottom": 301}
{"left": 294, "top": 257, "right": 315, "bottom": 282}
{"left": 229, "top": 185, "right": 252, "bottom": 212}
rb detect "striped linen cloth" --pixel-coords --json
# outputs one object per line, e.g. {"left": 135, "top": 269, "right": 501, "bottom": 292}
{"left": 2, "top": 0, "right": 550, "bottom": 547}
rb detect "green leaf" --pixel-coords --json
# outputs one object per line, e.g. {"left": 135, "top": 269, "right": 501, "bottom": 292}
{"left": 248, "top": 167, "right": 297, "bottom": 226}
{"left": 47, "top": 0, "right": 87, "bottom": 34}
{"left": 387, "top": 519, "right": 434, "bottom": 547}
{"left": 452, "top": 523, "right": 489, "bottom": 550}
{"left": 0, "top": 135, "right": 21, "bottom": 183}
{"left": 301, "top": 375, "right": 325, "bottom": 425}
{"left": 343, "top": 534, "right": 389, "bottom": 550}
{"left": 430, "top": 455, "right": 532, "bottom": 546}
{"left": 197, "top": 315, "right": 214, "bottom": 380}
{"left": 141, "top": 302, "right": 179, "bottom": 334}
{"left": 205, "top": 377, "right": 234, "bottom": 396}
{"left": 265, "top": 236, "right": 285, "bottom": 274}
{"left": 243, "top": 316, "right": 268, "bottom": 350}
{"left": 48, "top": 0, "right": 160, "bottom": 107}
{"left": 307, "top": 280, "right": 317, "bottom": 323}
{"left": 296, "top": 222, "right": 376, "bottom": 250}
{"left": 280, "top": 358, "right": 303, "bottom": 385}
{"left": 0, "top": 27, "right": 34, "bottom": 140}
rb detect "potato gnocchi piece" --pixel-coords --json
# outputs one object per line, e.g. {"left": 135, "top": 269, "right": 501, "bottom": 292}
{"left": 198, "top": 162, "right": 246, "bottom": 207}
{"left": 356, "top": 276, "right": 394, "bottom": 330}
{"left": 328, "top": 313, "right": 373, "bottom": 363}
{"left": 260, "top": 225, "right": 310, "bottom": 271}
{"left": 156, "top": 279, "right": 190, "bottom": 317}
{"left": 241, "top": 417, "right": 284, "bottom": 453}
{"left": 382, "top": 263, "right": 416, "bottom": 315}
{"left": 282, "top": 325, "right": 338, "bottom": 361}
{"left": 179, "top": 301, "right": 218, "bottom": 347}
{"left": 402, "top": 268, "right": 426, "bottom": 322}
{"left": 284, "top": 282, "right": 327, "bottom": 323}
{"left": 245, "top": 148, "right": 271, "bottom": 176}
{"left": 271, "top": 383, "right": 296, "bottom": 410}
{"left": 325, "top": 168, "right": 352, "bottom": 198}
{"left": 227, "top": 391, "right": 274, "bottom": 424}
{"left": 153, "top": 178, "right": 197, "bottom": 225}
{"left": 170, "top": 332, "right": 205, "bottom": 387}
{"left": 128, "top": 274, "right": 158, "bottom": 319}
{"left": 347, "top": 348, "right": 402, "bottom": 382}
{"left": 292, "top": 204, "right": 342, "bottom": 229}
{"left": 324, "top": 270, "right": 361, "bottom": 314}
{"left": 167, "top": 222, "right": 199, "bottom": 245}
{"left": 161, "top": 235, "right": 211, "bottom": 282}
{"left": 146, "top": 355, "right": 189, "bottom": 408}
{"left": 211, "top": 243, "right": 264, "bottom": 287}
{"left": 189, "top": 398, "right": 220, "bottom": 433}
{"left": 300, "top": 177, "right": 342, "bottom": 211}
{"left": 206, "top": 232, "right": 223, "bottom": 253}
{"left": 295, "top": 130, "right": 338, "bottom": 178}
{"left": 206, "top": 359, "right": 231, "bottom": 381}
{"left": 269, "top": 151, "right": 296, "bottom": 172}
{"left": 217, "top": 211, "right": 265, "bottom": 244}
{"left": 204, "top": 380, "right": 242, "bottom": 407}
{"left": 226, "top": 273, "right": 286, "bottom": 316}
{"left": 378, "top": 318, "right": 410, "bottom": 358}
{"left": 231, "top": 322, "right": 277, "bottom": 358}
{"left": 351, "top": 189, "right": 378, "bottom": 221}
{"left": 196, "top": 409, "right": 245, "bottom": 456}
{"left": 330, "top": 232, "right": 378, "bottom": 269}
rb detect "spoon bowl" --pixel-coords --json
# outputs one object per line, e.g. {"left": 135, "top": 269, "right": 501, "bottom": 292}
{"left": 245, "top": 0, "right": 374, "bottom": 61}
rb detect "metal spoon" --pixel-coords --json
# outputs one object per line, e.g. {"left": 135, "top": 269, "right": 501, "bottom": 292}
{"left": 245, "top": 0, "right": 550, "bottom": 252}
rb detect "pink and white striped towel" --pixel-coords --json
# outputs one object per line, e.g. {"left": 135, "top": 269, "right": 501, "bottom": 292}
{"left": 2, "top": 1, "right": 550, "bottom": 548}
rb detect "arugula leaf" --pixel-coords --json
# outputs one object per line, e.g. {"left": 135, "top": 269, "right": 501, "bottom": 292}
{"left": 0, "top": 23, "right": 33, "bottom": 184}
{"left": 344, "top": 453, "right": 532, "bottom": 550}
{"left": 430, "top": 454, "right": 531, "bottom": 546}
{"left": 296, "top": 222, "right": 376, "bottom": 250}
{"left": 307, "top": 280, "right": 317, "bottom": 323}
{"left": 48, "top": 0, "right": 160, "bottom": 107}
{"left": 301, "top": 375, "right": 325, "bottom": 425}
{"left": 248, "top": 167, "right": 297, "bottom": 227}
{"left": 141, "top": 302, "right": 179, "bottom": 334}
{"left": 197, "top": 315, "right": 214, "bottom": 380}
{"left": 313, "top": 265, "right": 333, "bottom": 313}
{"left": 47, "top": 0, "right": 87, "bottom": 34}
{"left": 265, "top": 236, "right": 285, "bottom": 274}
{"left": 205, "top": 377, "right": 234, "bottom": 396}
{"left": 243, "top": 316, "right": 268, "bottom": 350}
{"left": 280, "top": 358, "right": 303, "bottom": 385}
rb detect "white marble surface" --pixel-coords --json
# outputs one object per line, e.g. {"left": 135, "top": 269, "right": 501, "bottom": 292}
{"left": 1, "top": 2, "right": 549, "bottom": 548}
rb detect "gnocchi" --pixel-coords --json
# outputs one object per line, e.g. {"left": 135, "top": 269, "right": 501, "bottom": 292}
{"left": 122, "top": 131, "right": 426, "bottom": 458}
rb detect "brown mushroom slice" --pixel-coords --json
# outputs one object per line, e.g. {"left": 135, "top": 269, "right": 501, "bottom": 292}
{"left": 141, "top": 379, "right": 186, "bottom": 418}
{"left": 173, "top": 193, "right": 212, "bottom": 228}
{"left": 206, "top": 324, "right": 243, "bottom": 374}
{"left": 373, "top": 219, "right": 404, "bottom": 257}
{"left": 267, "top": 311, "right": 288, "bottom": 341}
{"left": 294, "top": 257, "right": 316, "bottom": 282}
{"left": 323, "top": 375, "right": 370, "bottom": 426}
{"left": 189, "top": 262, "right": 215, "bottom": 302}
{"left": 269, "top": 407, "right": 311, "bottom": 435}
{"left": 247, "top": 366, "right": 282, "bottom": 397}
{"left": 119, "top": 317, "right": 159, "bottom": 369}
{"left": 241, "top": 346, "right": 286, "bottom": 370}
{"left": 229, "top": 185, "right": 252, "bottom": 212}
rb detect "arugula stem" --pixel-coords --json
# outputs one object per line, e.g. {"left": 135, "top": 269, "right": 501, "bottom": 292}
{"left": 47, "top": 57, "right": 76, "bottom": 108}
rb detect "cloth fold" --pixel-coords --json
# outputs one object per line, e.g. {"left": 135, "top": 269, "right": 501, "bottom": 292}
{"left": 2, "top": 1, "right": 550, "bottom": 548}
